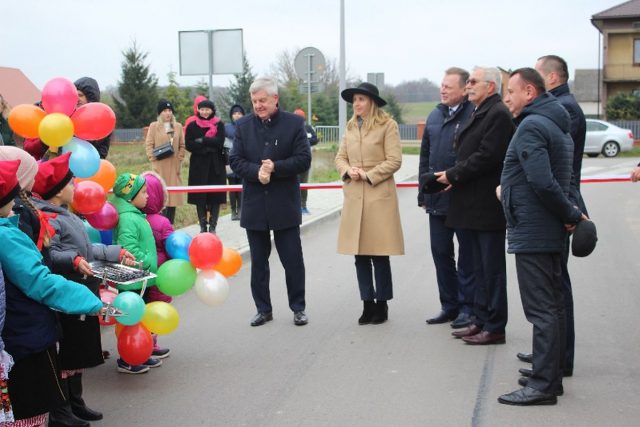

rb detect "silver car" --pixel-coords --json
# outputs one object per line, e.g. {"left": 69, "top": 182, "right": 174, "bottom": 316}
{"left": 585, "top": 119, "right": 635, "bottom": 157}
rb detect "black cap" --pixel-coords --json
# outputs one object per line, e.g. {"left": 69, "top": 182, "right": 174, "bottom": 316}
{"left": 571, "top": 220, "right": 597, "bottom": 257}
{"left": 157, "top": 99, "right": 174, "bottom": 115}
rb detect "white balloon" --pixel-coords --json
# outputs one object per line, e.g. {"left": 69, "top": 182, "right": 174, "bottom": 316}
{"left": 194, "top": 270, "right": 229, "bottom": 306}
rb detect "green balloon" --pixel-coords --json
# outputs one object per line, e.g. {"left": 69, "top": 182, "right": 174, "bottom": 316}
{"left": 156, "top": 259, "right": 197, "bottom": 296}
{"left": 83, "top": 220, "right": 101, "bottom": 244}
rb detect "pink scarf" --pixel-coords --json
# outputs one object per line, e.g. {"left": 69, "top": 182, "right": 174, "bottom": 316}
{"left": 195, "top": 115, "right": 221, "bottom": 138}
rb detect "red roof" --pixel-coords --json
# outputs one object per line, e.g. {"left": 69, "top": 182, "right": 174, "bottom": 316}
{"left": 0, "top": 67, "right": 41, "bottom": 107}
{"left": 592, "top": 0, "right": 640, "bottom": 19}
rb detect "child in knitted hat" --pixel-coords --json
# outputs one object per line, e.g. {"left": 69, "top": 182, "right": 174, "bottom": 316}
{"left": 111, "top": 172, "right": 162, "bottom": 373}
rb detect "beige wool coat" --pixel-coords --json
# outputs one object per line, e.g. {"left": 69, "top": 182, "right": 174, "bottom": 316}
{"left": 335, "top": 118, "right": 404, "bottom": 256}
{"left": 145, "top": 120, "right": 186, "bottom": 207}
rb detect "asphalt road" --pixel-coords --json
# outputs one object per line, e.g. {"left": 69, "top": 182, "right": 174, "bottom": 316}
{"left": 85, "top": 157, "right": 640, "bottom": 427}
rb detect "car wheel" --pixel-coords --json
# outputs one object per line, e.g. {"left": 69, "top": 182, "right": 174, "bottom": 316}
{"left": 586, "top": 153, "right": 599, "bottom": 158}
{"left": 602, "top": 141, "right": 620, "bottom": 157}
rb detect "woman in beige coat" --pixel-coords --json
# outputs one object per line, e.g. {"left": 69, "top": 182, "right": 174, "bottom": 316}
{"left": 335, "top": 83, "right": 404, "bottom": 325}
{"left": 145, "top": 99, "right": 186, "bottom": 224}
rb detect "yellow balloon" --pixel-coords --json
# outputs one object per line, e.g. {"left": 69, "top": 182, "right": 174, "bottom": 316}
{"left": 38, "top": 113, "right": 74, "bottom": 147}
{"left": 141, "top": 302, "right": 179, "bottom": 335}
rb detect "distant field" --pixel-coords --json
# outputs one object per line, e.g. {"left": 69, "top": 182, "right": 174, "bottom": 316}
{"left": 401, "top": 101, "right": 438, "bottom": 124}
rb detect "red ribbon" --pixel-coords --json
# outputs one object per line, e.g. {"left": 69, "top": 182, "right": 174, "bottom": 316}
{"left": 36, "top": 211, "right": 58, "bottom": 251}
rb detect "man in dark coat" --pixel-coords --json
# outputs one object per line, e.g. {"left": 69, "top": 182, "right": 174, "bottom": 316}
{"left": 418, "top": 67, "right": 475, "bottom": 328}
{"left": 498, "top": 68, "right": 587, "bottom": 406}
{"left": 74, "top": 77, "right": 111, "bottom": 159}
{"left": 509, "top": 55, "right": 589, "bottom": 376}
{"left": 229, "top": 76, "right": 311, "bottom": 327}
{"left": 436, "top": 66, "right": 515, "bottom": 345}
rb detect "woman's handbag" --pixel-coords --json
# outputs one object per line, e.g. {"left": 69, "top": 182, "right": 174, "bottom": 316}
{"left": 153, "top": 141, "right": 174, "bottom": 160}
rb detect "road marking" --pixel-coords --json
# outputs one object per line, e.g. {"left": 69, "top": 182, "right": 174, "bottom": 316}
{"left": 471, "top": 346, "right": 497, "bottom": 427}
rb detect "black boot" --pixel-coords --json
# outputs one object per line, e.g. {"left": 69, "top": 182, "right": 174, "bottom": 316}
{"left": 198, "top": 217, "right": 208, "bottom": 233}
{"left": 48, "top": 378, "right": 90, "bottom": 427}
{"left": 371, "top": 300, "right": 388, "bottom": 324}
{"left": 196, "top": 204, "right": 208, "bottom": 233}
{"left": 208, "top": 204, "right": 220, "bottom": 234}
{"left": 69, "top": 374, "right": 103, "bottom": 421}
{"left": 358, "top": 301, "right": 376, "bottom": 325}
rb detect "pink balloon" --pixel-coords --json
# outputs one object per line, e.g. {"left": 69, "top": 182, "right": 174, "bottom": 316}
{"left": 41, "top": 78, "right": 78, "bottom": 116}
{"left": 85, "top": 202, "right": 119, "bottom": 230}
{"left": 71, "top": 103, "right": 116, "bottom": 140}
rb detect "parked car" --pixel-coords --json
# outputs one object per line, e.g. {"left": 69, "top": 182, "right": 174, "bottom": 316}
{"left": 584, "top": 119, "right": 634, "bottom": 157}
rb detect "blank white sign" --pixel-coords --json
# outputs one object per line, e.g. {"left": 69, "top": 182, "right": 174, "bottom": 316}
{"left": 179, "top": 29, "right": 243, "bottom": 76}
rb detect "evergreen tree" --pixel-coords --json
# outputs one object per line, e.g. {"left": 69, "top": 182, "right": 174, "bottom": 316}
{"left": 113, "top": 41, "right": 158, "bottom": 128}
{"left": 162, "top": 71, "right": 192, "bottom": 123}
{"left": 219, "top": 53, "right": 256, "bottom": 116}
{"left": 383, "top": 92, "right": 405, "bottom": 124}
{"left": 606, "top": 92, "right": 640, "bottom": 120}
{"left": 195, "top": 79, "right": 209, "bottom": 96}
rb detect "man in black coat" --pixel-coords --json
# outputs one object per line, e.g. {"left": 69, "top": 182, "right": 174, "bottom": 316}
{"left": 229, "top": 76, "right": 311, "bottom": 327}
{"left": 418, "top": 67, "right": 475, "bottom": 328}
{"left": 435, "top": 66, "right": 515, "bottom": 345}
{"left": 498, "top": 68, "right": 587, "bottom": 406}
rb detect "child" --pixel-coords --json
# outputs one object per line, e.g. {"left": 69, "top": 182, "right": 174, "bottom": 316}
{"left": 0, "top": 159, "right": 104, "bottom": 427}
{"left": 140, "top": 171, "right": 173, "bottom": 359}
{"left": 33, "top": 153, "right": 134, "bottom": 425}
{"left": 111, "top": 172, "right": 161, "bottom": 373}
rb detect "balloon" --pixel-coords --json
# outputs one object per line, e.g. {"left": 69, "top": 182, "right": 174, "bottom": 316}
{"left": 117, "top": 323, "right": 153, "bottom": 365}
{"left": 112, "top": 291, "right": 146, "bottom": 326}
{"left": 165, "top": 231, "right": 192, "bottom": 261}
{"left": 41, "top": 77, "right": 78, "bottom": 116}
{"left": 85, "top": 202, "right": 119, "bottom": 231}
{"left": 38, "top": 113, "right": 74, "bottom": 147}
{"left": 76, "top": 160, "right": 117, "bottom": 191}
{"left": 83, "top": 220, "right": 101, "bottom": 244}
{"left": 61, "top": 137, "right": 100, "bottom": 178}
{"left": 194, "top": 270, "right": 229, "bottom": 306}
{"left": 215, "top": 247, "right": 242, "bottom": 277}
{"left": 142, "top": 302, "right": 179, "bottom": 335}
{"left": 72, "top": 181, "right": 106, "bottom": 214}
{"left": 156, "top": 259, "right": 196, "bottom": 296}
{"left": 99, "top": 288, "right": 118, "bottom": 326}
{"left": 71, "top": 102, "right": 116, "bottom": 140}
{"left": 115, "top": 322, "right": 125, "bottom": 337}
{"left": 188, "top": 233, "right": 223, "bottom": 270}
{"left": 100, "top": 229, "right": 113, "bottom": 245}
{"left": 8, "top": 104, "right": 46, "bottom": 138}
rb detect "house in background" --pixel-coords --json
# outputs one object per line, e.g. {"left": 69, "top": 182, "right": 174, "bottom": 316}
{"left": 573, "top": 69, "right": 602, "bottom": 117}
{"left": 592, "top": 0, "right": 640, "bottom": 117}
{"left": 0, "top": 66, "right": 41, "bottom": 107}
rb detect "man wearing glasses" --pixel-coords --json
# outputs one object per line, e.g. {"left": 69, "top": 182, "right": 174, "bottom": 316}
{"left": 434, "top": 66, "right": 514, "bottom": 345}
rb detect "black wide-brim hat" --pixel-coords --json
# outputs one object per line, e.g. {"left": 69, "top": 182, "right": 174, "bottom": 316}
{"left": 341, "top": 82, "right": 387, "bottom": 107}
{"left": 420, "top": 172, "right": 448, "bottom": 194}
{"left": 571, "top": 220, "right": 598, "bottom": 257}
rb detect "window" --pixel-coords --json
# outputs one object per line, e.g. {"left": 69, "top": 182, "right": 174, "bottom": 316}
{"left": 635, "top": 39, "right": 640, "bottom": 64}
{"left": 586, "top": 121, "right": 607, "bottom": 132}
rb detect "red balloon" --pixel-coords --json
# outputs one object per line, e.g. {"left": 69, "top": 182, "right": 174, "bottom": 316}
{"left": 99, "top": 288, "right": 118, "bottom": 326}
{"left": 41, "top": 77, "right": 78, "bottom": 116}
{"left": 117, "top": 323, "right": 153, "bottom": 365}
{"left": 85, "top": 202, "right": 119, "bottom": 231}
{"left": 188, "top": 233, "right": 223, "bottom": 270}
{"left": 72, "top": 180, "right": 106, "bottom": 214}
{"left": 71, "top": 103, "right": 116, "bottom": 140}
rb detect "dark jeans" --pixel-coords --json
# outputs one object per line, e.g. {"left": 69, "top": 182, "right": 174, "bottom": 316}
{"left": 246, "top": 226, "right": 306, "bottom": 313}
{"left": 162, "top": 206, "right": 176, "bottom": 224}
{"left": 299, "top": 169, "right": 310, "bottom": 209}
{"left": 227, "top": 176, "right": 242, "bottom": 213}
{"left": 516, "top": 253, "right": 565, "bottom": 394}
{"left": 470, "top": 229, "right": 508, "bottom": 333}
{"left": 428, "top": 215, "right": 474, "bottom": 314}
{"left": 354, "top": 255, "right": 393, "bottom": 301}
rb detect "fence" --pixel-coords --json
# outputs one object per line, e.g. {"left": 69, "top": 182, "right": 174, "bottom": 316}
{"left": 113, "top": 128, "right": 144, "bottom": 142}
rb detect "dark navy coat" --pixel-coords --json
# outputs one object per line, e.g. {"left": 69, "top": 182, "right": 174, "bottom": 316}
{"left": 229, "top": 110, "right": 311, "bottom": 231}
{"left": 500, "top": 93, "right": 583, "bottom": 254}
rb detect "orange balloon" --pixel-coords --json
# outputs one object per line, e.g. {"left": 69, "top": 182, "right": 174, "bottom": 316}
{"left": 76, "top": 159, "right": 117, "bottom": 191}
{"left": 8, "top": 104, "right": 46, "bottom": 138}
{"left": 215, "top": 247, "right": 242, "bottom": 277}
{"left": 115, "top": 322, "right": 125, "bottom": 337}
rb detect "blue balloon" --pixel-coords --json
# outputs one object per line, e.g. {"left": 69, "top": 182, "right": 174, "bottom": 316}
{"left": 100, "top": 229, "right": 113, "bottom": 245}
{"left": 113, "top": 291, "right": 146, "bottom": 326}
{"left": 83, "top": 220, "right": 101, "bottom": 244}
{"left": 165, "top": 231, "right": 192, "bottom": 260}
{"left": 62, "top": 137, "right": 100, "bottom": 178}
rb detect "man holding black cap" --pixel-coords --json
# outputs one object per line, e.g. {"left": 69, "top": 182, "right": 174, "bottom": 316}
{"left": 418, "top": 67, "right": 475, "bottom": 328}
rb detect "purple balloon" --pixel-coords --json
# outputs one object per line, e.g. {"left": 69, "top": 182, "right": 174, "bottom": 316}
{"left": 85, "top": 202, "right": 119, "bottom": 231}
{"left": 41, "top": 77, "right": 78, "bottom": 116}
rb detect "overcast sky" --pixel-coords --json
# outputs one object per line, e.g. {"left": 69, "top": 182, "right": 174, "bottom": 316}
{"left": 0, "top": 0, "right": 622, "bottom": 91}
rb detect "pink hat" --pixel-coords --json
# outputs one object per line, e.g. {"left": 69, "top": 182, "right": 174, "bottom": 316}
{"left": 0, "top": 146, "right": 38, "bottom": 189}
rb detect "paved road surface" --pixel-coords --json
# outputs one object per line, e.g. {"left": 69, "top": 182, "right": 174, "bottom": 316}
{"left": 84, "top": 157, "right": 640, "bottom": 426}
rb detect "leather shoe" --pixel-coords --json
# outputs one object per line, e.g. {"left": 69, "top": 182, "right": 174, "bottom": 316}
{"left": 518, "top": 377, "right": 563, "bottom": 396}
{"left": 517, "top": 352, "right": 533, "bottom": 363}
{"left": 462, "top": 330, "right": 505, "bottom": 345}
{"left": 293, "top": 311, "right": 308, "bottom": 326}
{"left": 520, "top": 367, "right": 572, "bottom": 377}
{"left": 498, "top": 387, "right": 557, "bottom": 406}
{"left": 250, "top": 312, "right": 273, "bottom": 327}
{"left": 450, "top": 312, "right": 472, "bottom": 329}
{"left": 426, "top": 310, "right": 457, "bottom": 324}
{"left": 452, "top": 324, "right": 481, "bottom": 338}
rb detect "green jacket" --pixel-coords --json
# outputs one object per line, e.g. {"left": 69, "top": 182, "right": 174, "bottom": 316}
{"left": 111, "top": 196, "right": 157, "bottom": 290}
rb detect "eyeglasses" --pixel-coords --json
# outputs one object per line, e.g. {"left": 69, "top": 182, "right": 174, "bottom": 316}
{"left": 466, "top": 78, "right": 490, "bottom": 86}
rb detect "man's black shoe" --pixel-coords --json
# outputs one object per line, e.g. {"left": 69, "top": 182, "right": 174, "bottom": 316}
{"left": 518, "top": 377, "right": 564, "bottom": 396}
{"left": 517, "top": 352, "right": 533, "bottom": 363}
{"left": 450, "top": 312, "right": 472, "bottom": 329}
{"left": 498, "top": 387, "right": 557, "bottom": 406}
{"left": 426, "top": 310, "right": 457, "bottom": 325}
{"left": 293, "top": 311, "right": 308, "bottom": 326}
{"left": 519, "top": 367, "right": 533, "bottom": 377}
{"left": 250, "top": 312, "right": 273, "bottom": 327}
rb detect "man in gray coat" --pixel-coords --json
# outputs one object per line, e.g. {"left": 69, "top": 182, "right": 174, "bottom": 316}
{"left": 498, "top": 68, "right": 588, "bottom": 406}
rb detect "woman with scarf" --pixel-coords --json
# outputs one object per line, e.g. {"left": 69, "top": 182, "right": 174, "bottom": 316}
{"left": 185, "top": 99, "right": 226, "bottom": 233}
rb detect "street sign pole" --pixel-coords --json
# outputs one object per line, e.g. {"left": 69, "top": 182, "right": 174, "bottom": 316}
{"left": 339, "top": 0, "right": 346, "bottom": 139}
{"left": 207, "top": 30, "right": 214, "bottom": 101}
{"left": 306, "top": 53, "right": 313, "bottom": 124}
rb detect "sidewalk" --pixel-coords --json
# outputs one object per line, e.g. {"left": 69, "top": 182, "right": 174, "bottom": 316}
{"left": 178, "top": 155, "right": 420, "bottom": 256}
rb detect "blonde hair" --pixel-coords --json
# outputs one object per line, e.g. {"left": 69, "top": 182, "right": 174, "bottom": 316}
{"left": 0, "top": 94, "right": 10, "bottom": 119}
{"left": 18, "top": 190, "right": 51, "bottom": 248}
{"left": 346, "top": 99, "right": 391, "bottom": 133}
